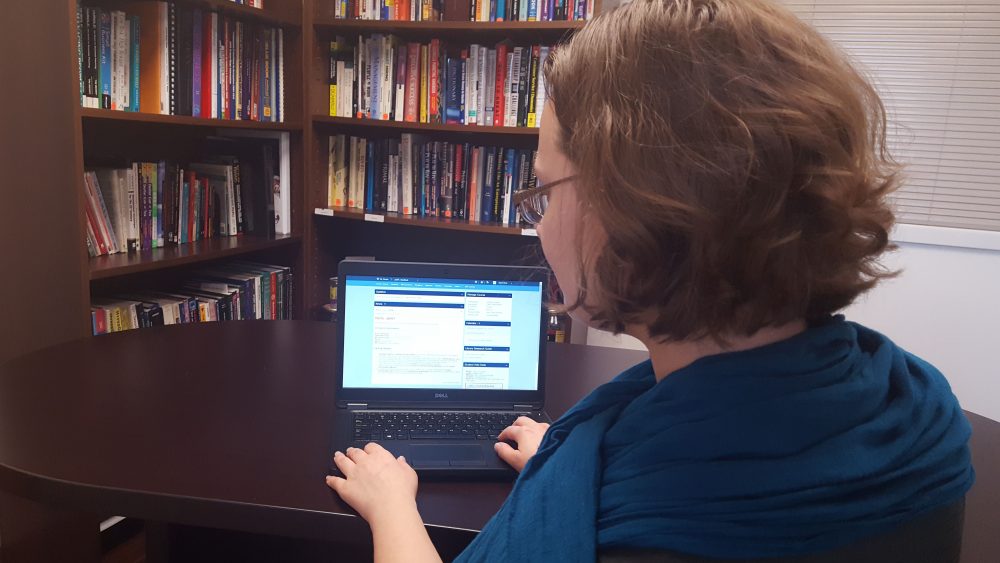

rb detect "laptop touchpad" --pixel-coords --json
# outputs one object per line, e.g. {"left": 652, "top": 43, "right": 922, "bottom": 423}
{"left": 409, "top": 445, "right": 485, "bottom": 467}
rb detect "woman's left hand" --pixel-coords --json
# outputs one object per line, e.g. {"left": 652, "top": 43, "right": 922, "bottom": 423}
{"left": 326, "top": 443, "right": 418, "bottom": 526}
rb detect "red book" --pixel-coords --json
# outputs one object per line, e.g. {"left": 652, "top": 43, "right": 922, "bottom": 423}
{"left": 201, "top": 12, "right": 214, "bottom": 119}
{"left": 92, "top": 308, "right": 107, "bottom": 335}
{"left": 429, "top": 39, "right": 441, "bottom": 123}
{"left": 404, "top": 43, "right": 420, "bottom": 121}
{"left": 494, "top": 43, "right": 508, "bottom": 127}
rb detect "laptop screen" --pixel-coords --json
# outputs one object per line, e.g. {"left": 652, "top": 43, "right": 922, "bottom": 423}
{"left": 342, "top": 275, "right": 545, "bottom": 391}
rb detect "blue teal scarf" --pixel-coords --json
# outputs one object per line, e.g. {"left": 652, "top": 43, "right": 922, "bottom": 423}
{"left": 455, "top": 317, "right": 974, "bottom": 561}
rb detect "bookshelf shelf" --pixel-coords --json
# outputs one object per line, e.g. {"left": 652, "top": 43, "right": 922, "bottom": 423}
{"left": 80, "top": 108, "right": 302, "bottom": 131}
{"left": 312, "top": 115, "right": 539, "bottom": 136}
{"left": 313, "top": 19, "right": 586, "bottom": 34}
{"left": 314, "top": 207, "right": 535, "bottom": 237}
{"left": 89, "top": 234, "right": 302, "bottom": 280}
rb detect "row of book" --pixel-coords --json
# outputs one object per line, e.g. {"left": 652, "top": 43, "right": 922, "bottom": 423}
{"left": 328, "top": 134, "right": 537, "bottom": 224}
{"left": 91, "top": 261, "right": 292, "bottom": 335}
{"left": 330, "top": 35, "right": 551, "bottom": 128}
{"left": 83, "top": 136, "right": 283, "bottom": 256}
{"left": 333, "top": 0, "right": 592, "bottom": 21}
{"left": 77, "top": 2, "right": 285, "bottom": 121}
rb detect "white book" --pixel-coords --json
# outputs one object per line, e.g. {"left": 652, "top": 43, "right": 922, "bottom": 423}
{"left": 401, "top": 134, "right": 413, "bottom": 215}
{"left": 467, "top": 46, "right": 478, "bottom": 125}
{"left": 477, "top": 46, "right": 487, "bottom": 127}
{"left": 278, "top": 28, "right": 285, "bottom": 122}
{"left": 335, "top": 61, "right": 346, "bottom": 117}
{"left": 535, "top": 46, "right": 550, "bottom": 127}
{"left": 120, "top": 11, "right": 129, "bottom": 111}
{"left": 210, "top": 13, "right": 218, "bottom": 118}
{"left": 382, "top": 38, "right": 392, "bottom": 120}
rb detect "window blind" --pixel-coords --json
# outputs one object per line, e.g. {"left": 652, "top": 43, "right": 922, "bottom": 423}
{"left": 778, "top": 0, "right": 1000, "bottom": 232}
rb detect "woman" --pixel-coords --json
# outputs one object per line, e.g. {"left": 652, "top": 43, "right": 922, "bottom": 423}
{"left": 324, "top": 0, "right": 975, "bottom": 561}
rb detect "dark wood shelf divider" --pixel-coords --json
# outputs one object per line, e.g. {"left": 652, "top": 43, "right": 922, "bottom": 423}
{"left": 80, "top": 107, "right": 302, "bottom": 131}
{"left": 178, "top": 0, "right": 301, "bottom": 27}
{"left": 314, "top": 207, "right": 537, "bottom": 237}
{"left": 89, "top": 234, "right": 302, "bottom": 280}
{"left": 312, "top": 115, "right": 538, "bottom": 136}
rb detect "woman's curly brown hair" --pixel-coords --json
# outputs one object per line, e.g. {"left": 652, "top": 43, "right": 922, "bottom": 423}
{"left": 544, "top": 0, "right": 900, "bottom": 341}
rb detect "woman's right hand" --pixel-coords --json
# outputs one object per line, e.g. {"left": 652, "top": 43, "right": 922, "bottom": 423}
{"left": 495, "top": 417, "right": 551, "bottom": 472}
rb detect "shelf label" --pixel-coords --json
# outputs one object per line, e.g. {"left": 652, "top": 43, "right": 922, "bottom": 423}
{"left": 364, "top": 213, "right": 385, "bottom": 223}
{"left": 521, "top": 228, "right": 538, "bottom": 237}
{"left": 314, "top": 208, "right": 334, "bottom": 216}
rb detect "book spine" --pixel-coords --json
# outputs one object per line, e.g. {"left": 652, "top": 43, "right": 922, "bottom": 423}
{"left": 130, "top": 16, "right": 140, "bottom": 111}
{"left": 527, "top": 45, "right": 540, "bottom": 127}
{"left": 193, "top": 10, "right": 203, "bottom": 118}
{"left": 99, "top": 10, "right": 111, "bottom": 109}
{"left": 459, "top": 51, "right": 468, "bottom": 124}
{"left": 168, "top": 3, "right": 176, "bottom": 115}
{"left": 494, "top": 43, "right": 507, "bottom": 126}
{"left": 516, "top": 45, "right": 530, "bottom": 127}
{"left": 400, "top": 133, "right": 413, "bottom": 214}
{"left": 429, "top": 39, "right": 440, "bottom": 122}
{"left": 445, "top": 57, "right": 461, "bottom": 124}
{"left": 467, "top": 46, "right": 478, "bottom": 125}
{"left": 404, "top": 43, "right": 420, "bottom": 122}
{"left": 492, "top": 147, "right": 505, "bottom": 221}
{"left": 481, "top": 148, "right": 495, "bottom": 223}
{"left": 394, "top": 43, "right": 406, "bottom": 121}
{"left": 77, "top": 6, "right": 84, "bottom": 106}
{"left": 535, "top": 45, "right": 550, "bottom": 125}
{"left": 506, "top": 48, "right": 521, "bottom": 127}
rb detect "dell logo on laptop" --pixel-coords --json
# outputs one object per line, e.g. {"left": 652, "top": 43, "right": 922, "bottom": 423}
{"left": 434, "top": 393, "right": 449, "bottom": 399}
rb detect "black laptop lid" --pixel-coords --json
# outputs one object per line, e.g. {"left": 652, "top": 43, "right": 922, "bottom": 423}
{"left": 335, "top": 261, "right": 549, "bottom": 409}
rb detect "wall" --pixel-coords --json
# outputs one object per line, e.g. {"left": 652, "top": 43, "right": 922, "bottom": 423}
{"left": 586, "top": 241, "right": 1000, "bottom": 422}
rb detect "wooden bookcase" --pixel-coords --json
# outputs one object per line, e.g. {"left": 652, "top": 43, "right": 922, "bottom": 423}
{"left": 7, "top": 0, "right": 593, "bottom": 342}
{"left": 301, "top": 2, "right": 592, "bottom": 316}
{"left": 65, "top": 0, "right": 308, "bottom": 326}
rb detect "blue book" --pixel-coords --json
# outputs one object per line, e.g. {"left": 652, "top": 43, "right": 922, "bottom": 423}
{"left": 366, "top": 141, "right": 376, "bottom": 211}
{"left": 99, "top": 10, "right": 111, "bottom": 109}
{"left": 444, "top": 58, "right": 462, "bottom": 124}
{"left": 192, "top": 10, "right": 202, "bottom": 118}
{"left": 130, "top": 16, "right": 140, "bottom": 111}
{"left": 497, "top": 0, "right": 507, "bottom": 21}
{"left": 528, "top": 0, "right": 538, "bottom": 20}
{"left": 481, "top": 148, "right": 496, "bottom": 223}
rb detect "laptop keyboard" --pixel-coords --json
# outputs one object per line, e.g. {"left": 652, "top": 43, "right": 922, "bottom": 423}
{"left": 353, "top": 411, "right": 529, "bottom": 442}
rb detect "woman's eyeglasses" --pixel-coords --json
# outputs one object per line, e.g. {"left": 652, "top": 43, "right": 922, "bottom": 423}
{"left": 513, "top": 175, "right": 575, "bottom": 225}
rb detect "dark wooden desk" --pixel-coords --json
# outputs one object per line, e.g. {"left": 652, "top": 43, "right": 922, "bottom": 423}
{"left": 0, "top": 321, "right": 996, "bottom": 562}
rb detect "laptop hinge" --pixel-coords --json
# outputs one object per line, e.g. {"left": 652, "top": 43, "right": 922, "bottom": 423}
{"left": 346, "top": 403, "right": 368, "bottom": 409}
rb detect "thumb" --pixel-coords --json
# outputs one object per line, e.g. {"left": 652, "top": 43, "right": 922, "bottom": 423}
{"left": 494, "top": 442, "right": 524, "bottom": 471}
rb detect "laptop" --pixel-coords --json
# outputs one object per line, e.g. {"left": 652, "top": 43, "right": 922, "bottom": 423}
{"left": 329, "top": 260, "right": 551, "bottom": 479}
